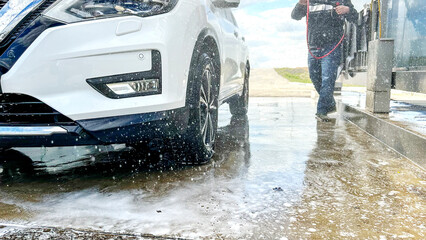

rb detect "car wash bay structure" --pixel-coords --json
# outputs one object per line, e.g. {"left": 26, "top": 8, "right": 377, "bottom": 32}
{"left": 346, "top": 0, "right": 425, "bottom": 105}
{"left": 341, "top": 0, "right": 426, "bottom": 167}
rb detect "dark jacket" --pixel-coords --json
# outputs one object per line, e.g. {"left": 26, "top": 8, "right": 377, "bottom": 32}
{"left": 291, "top": 0, "right": 358, "bottom": 49}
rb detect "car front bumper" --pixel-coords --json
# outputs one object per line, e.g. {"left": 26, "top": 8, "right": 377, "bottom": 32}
{"left": 0, "top": 1, "right": 207, "bottom": 148}
{"left": 0, "top": 107, "right": 189, "bottom": 148}
{"left": 0, "top": 1, "right": 204, "bottom": 121}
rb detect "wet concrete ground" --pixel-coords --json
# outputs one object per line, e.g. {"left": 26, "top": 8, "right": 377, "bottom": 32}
{"left": 0, "top": 97, "right": 425, "bottom": 239}
{"left": 341, "top": 91, "right": 426, "bottom": 137}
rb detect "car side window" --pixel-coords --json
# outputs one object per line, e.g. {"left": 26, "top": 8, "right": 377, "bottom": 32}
{"left": 224, "top": 9, "right": 238, "bottom": 27}
{"left": 228, "top": 10, "right": 238, "bottom": 28}
{"left": 219, "top": 9, "right": 228, "bottom": 22}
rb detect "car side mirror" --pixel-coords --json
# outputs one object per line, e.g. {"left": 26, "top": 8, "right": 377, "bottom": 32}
{"left": 212, "top": 0, "right": 240, "bottom": 8}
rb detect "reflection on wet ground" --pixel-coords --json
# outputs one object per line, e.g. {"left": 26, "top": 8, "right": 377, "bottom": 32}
{"left": 0, "top": 98, "right": 425, "bottom": 239}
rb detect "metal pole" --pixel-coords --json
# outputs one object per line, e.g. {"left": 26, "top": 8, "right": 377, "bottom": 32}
{"left": 366, "top": 39, "right": 394, "bottom": 113}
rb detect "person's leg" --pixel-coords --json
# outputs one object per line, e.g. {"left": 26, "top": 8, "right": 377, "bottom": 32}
{"left": 308, "top": 51, "right": 322, "bottom": 94}
{"left": 317, "top": 45, "right": 341, "bottom": 114}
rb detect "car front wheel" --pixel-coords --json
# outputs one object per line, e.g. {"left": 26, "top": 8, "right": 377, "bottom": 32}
{"left": 183, "top": 50, "right": 219, "bottom": 164}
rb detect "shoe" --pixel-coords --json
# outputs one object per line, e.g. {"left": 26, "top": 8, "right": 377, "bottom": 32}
{"left": 315, "top": 113, "right": 331, "bottom": 122}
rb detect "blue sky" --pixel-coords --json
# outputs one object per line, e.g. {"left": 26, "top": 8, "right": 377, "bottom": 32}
{"left": 234, "top": 0, "right": 366, "bottom": 68}
{"left": 242, "top": 0, "right": 296, "bottom": 14}
{"left": 241, "top": 0, "right": 365, "bottom": 14}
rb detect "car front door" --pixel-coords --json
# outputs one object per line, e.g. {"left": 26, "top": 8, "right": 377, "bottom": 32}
{"left": 218, "top": 8, "right": 243, "bottom": 100}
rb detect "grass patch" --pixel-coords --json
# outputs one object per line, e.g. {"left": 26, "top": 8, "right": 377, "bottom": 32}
{"left": 274, "top": 67, "right": 311, "bottom": 84}
{"left": 275, "top": 67, "right": 366, "bottom": 87}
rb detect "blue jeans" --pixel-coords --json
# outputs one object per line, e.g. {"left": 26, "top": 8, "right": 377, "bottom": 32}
{"left": 308, "top": 44, "right": 341, "bottom": 115}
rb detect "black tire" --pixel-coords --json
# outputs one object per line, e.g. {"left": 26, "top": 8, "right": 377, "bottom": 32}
{"left": 0, "top": 149, "right": 34, "bottom": 181}
{"left": 229, "top": 63, "right": 249, "bottom": 116}
{"left": 183, "top": 50, "right": 220, "bottom": 164}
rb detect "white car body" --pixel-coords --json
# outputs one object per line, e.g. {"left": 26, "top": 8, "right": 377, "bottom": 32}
{"left": 1, "top": 0, "right": 248, "bottom": 120}
{"left": 0, "top": 0, "right": 249, "bottom": 152}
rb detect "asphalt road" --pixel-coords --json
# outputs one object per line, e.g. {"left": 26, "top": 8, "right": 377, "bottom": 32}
{"left": 0, "top": 98, "right": 425, "bottom": 239}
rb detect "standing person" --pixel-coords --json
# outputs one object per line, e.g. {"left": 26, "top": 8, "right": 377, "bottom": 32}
{"left": 292, "top": 0, "right": 358, "bottom": 121}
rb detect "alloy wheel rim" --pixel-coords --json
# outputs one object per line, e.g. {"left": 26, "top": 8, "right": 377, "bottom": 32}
{"left": 199, "top": 64, "right": 217, "bottom": 150}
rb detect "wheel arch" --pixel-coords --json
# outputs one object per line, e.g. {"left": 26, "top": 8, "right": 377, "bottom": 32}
{"left": 186, "top": 28, "right": 221, "bottom": 109}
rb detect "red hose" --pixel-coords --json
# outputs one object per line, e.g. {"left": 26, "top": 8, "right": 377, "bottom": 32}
{"left": 306, "top": 0, "right": 345, "bottom": 60}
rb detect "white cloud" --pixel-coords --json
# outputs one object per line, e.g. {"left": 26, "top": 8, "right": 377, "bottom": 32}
{"left": 234, "top": 7, "right": 308, "bottom": 68}
{"left": 239, "top": 0, "right": 278, "bottom": 7}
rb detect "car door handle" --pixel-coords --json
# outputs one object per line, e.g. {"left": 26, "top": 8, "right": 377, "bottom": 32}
{"left": 234, "top": 31, "right": 239, "bottom": 38}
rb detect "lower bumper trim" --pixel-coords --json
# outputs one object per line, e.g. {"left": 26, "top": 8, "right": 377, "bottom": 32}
{"left": 0, "top": 107, "right": 189, "bottom": 147}
{"left": 0, "top": 126, "right": 68, "bottom": 136}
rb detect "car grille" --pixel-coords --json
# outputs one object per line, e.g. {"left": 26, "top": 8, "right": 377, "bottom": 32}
{"left": 0, "top": 94, "right": 73, "bottom": 124}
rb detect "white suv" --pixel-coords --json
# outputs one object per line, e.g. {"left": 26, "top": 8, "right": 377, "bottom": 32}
{"left": 0, "top": 0, "right": 249, "bottom": 163}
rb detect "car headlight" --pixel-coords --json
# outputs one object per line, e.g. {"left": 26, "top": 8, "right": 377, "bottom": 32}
{"left": 43, "top": 0, "right": 178, "bottom": 23}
